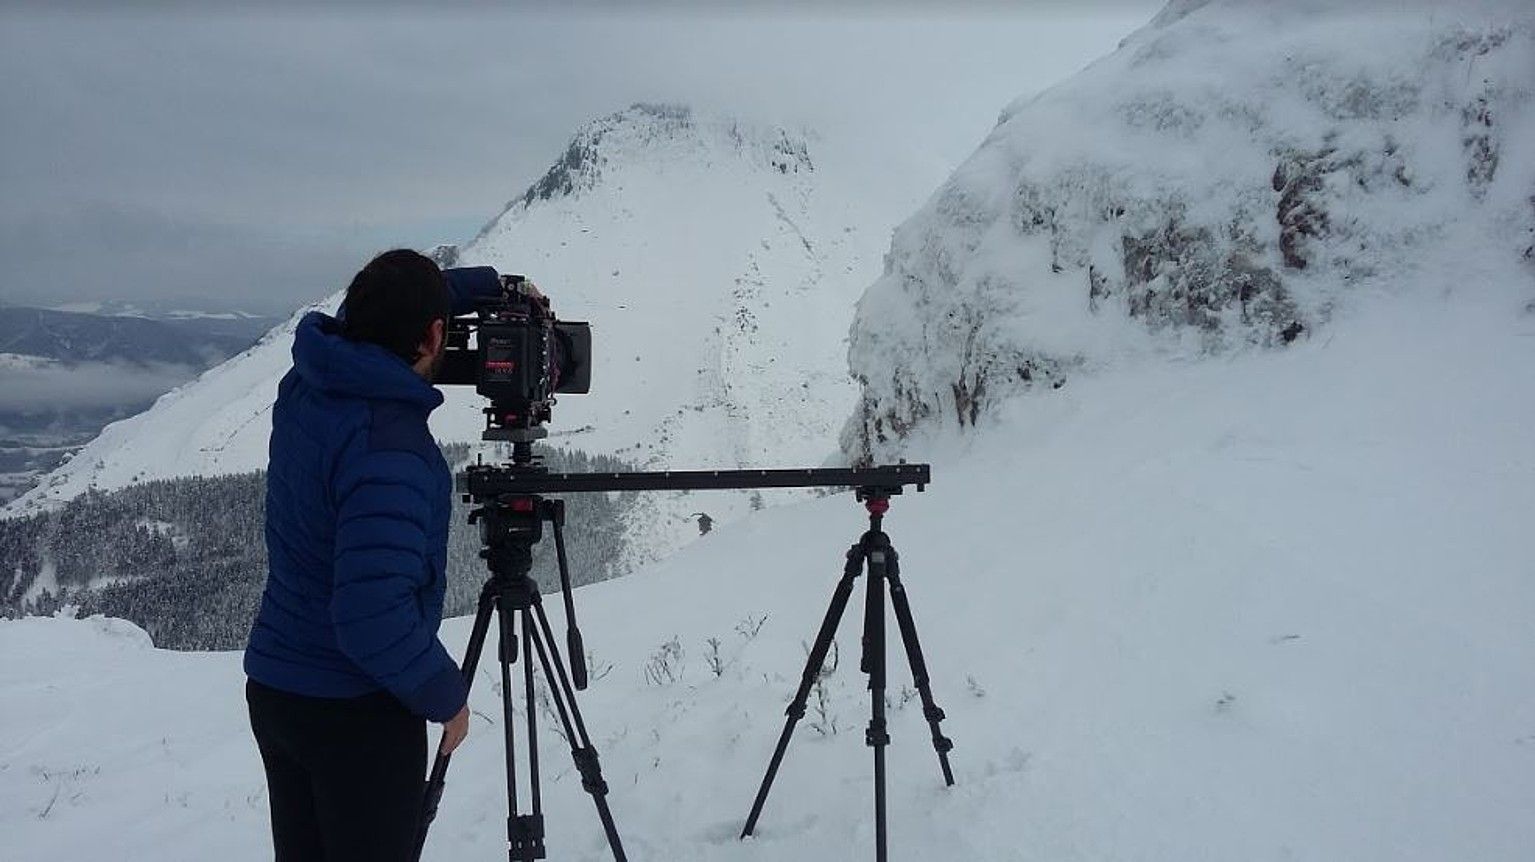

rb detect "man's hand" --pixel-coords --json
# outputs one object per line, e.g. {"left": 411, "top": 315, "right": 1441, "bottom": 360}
{"left": 439, "top": 704, "right": 470, "bottom": 755}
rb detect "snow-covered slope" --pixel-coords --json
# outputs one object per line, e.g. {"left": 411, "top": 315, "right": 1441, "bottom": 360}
{"left": 6, "top": 104, "right": 910, "bottom": 562}
{"left": 4, "top": 293, "right": 1532, "bottom": 861}
{"left": 844, "top": 0, "right": 1535, "bottom": 460}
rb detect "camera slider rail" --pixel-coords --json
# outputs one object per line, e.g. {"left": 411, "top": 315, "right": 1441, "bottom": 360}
{"left": 458, "top": 463, "right": 930, "bottom": 498}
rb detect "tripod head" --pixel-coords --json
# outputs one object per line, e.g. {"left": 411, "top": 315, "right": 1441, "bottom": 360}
{"left": 855, "top": 483, "right": 906, "bottom": 530}
{"left": 468, "top": 492, "right": 562, "bottom": 574}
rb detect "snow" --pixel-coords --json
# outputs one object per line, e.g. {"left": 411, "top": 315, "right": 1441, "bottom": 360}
{"left": 0, "top": 353, "right": 59, "bottom": 371}
{"left": 46, "top": 302, "right": 150, "bottom": 318}
{"left": 5, "top": 2, "right": 1535, "bottom": 859}
{"left": 134, "top": 518, "right": 189, "bottom": 550}
{"left": 160, "top": 311, "right": 266, "bottom": 321}
{"left": 40, "top": 302, "right": 265, "bottom": 321}
{"left": 3, "top": 292, "right": 1533, "bottom": 861}
{"left": 17, "top": 556, "right": 57, "bottom": 607}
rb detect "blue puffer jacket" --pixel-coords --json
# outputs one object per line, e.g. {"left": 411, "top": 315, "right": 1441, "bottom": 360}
{"left": 243, "top": 311, "right": 467, "bottom": 722}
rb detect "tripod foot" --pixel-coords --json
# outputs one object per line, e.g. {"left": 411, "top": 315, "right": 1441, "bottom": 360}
{"left": 508, "top": 814, "right": 546, "bottom": 861}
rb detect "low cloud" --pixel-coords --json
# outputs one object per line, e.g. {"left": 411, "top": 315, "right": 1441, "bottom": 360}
{"left": 0, "top": 360, "right": 198, "bottom": 412}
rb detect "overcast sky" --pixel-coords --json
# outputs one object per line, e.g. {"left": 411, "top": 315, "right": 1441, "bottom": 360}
{"left": 0, "top": 2, "right": 1159, "bottom": 316}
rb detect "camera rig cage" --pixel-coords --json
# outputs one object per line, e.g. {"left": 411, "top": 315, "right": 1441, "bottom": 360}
{"left": 437, "top": 266, "right": 591, "bottom": 442}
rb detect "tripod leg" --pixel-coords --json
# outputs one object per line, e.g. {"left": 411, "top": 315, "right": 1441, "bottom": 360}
{"left": 518, "top": 608, "right": 546, "bottom": 859}
{"left": 414, "top": 586, "right": 497, "bottom": 862}
{"left": 527, "top": 601, "right": 628, "bottom": 862}
{"left": 549, "top": 515, "right": 589, "bottom": 691}
{"left": 885, "top": 552, "right": 956, "bottom": 786}
{"left": 862, "top": 537, "right": 890, "bottom": 862}
{"left": 494, "top": 600, "right": 539, "bottom": 862}
{"left": 740, "top": 541, "right": 866, "bottom": 840}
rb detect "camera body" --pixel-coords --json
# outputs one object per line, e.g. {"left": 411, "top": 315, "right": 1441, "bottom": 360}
{"left": 437, "top": 267, "right": 591, "bottom": 441}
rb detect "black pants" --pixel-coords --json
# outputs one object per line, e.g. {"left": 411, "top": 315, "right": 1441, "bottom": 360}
{"left": 247, "top": 679, "right": 427, "bottom": 862}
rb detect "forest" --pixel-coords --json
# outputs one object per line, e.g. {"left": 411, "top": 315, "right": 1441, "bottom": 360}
{"left": 0, "top": 444, "right": 638, "bottom": 649}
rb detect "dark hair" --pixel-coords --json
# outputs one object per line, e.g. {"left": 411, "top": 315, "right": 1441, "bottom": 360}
{"left": 339, "top": 249, "right": 451, "bottom": 364}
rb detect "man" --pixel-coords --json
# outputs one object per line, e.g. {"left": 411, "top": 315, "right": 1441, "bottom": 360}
{"left": 244, "top": 249, "right": 470, "bottom": 861}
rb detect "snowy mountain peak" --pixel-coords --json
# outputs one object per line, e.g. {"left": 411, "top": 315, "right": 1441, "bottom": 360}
{"left": 1145, "top": 0, "right": 1216, "bottom": 28}
{"left": 843, "top": 1, "right": 1535, "bottom": 461}
{"left": 1149, "top": 0, "right": 1533, "bottom": 29}
{"left": 482, "top": 103, "right": 813, "bottom": 235}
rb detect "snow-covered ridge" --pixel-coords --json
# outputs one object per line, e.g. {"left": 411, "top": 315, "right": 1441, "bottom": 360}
{"left": 481, "top": 103, "right": 814, "bottom": 233}
{"left": 843, "top": 0, "right": 1535, "bottom": 461}
{"left": 46, "top": 301, "right": 271, "bottom": 321}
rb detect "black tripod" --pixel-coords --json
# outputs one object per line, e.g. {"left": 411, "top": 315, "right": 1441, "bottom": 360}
{"left": 412, "top": 487, "right": 626, "bottom": 862}
{"left": 741, "top": 487, "right": 955, "bottom": 862}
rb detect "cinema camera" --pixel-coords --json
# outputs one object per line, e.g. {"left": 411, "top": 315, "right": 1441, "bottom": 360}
{"left": 418, "top": 266, "right": 951, "bottom": 862}
{"left": 437, "top": 266, "right": 591, "bottom": 444}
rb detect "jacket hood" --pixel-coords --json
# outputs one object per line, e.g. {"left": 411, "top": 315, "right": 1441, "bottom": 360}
{"left": 291, "top": 311, "right": 445, "bottom": 412}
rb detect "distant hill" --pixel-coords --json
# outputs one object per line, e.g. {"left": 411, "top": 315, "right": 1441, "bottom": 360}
{"left": 0, "top": 306, "right": 274, "bottom": 367}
